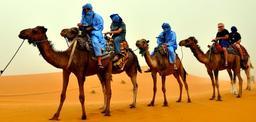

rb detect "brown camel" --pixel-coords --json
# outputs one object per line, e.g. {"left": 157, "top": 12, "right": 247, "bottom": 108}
{"left": 60, "top": 27, "right": 142, "bottom": 108}
{"left": 18, "top": 26, "right": 113, "bottom": 120}
{"left": 136, "top": 39, "right": 191, "bottom": 107}
{"left": 179, "top": 37, "right": 244, "bottom": 100}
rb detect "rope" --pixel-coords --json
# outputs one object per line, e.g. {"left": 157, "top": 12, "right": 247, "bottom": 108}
{"left": 0, "top": 40, "right": 25, "bottom": 76}
{"left": 64, "top": 38, "right": 70, "bottom": 47}
{"left": 180, "top": 46, "right": 184, "bottom": 61}
{"left": 66, "top": 39, "right": 78, "bottom": 69}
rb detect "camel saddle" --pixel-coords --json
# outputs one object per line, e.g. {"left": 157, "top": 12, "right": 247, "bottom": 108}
{"left": 209, "top": 43, "right": 250, "bottom": 69}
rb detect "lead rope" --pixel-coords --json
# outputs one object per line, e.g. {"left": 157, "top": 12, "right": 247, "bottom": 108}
{"left": 180, "top": 46, "right": 184, "bottom": 62}
{"left": 64, "top": 38, "right": 70, "bottom": 47}
{"left": 66, "top": 39, "right": 78, "bottom": 69}
{"left": 0, "top": 40, "right": 25, "bottom": 76}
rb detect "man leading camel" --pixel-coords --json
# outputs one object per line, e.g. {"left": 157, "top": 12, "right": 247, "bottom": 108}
{"left": 212, "top": 23, "right": 230, "bottom": 67}
{"left": 77, "top": 3, "right": 106, "bottom": 68}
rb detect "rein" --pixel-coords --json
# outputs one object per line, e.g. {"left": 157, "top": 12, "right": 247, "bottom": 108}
{"left": 0, "top": 40, "right": 25, "bottom": 76}
{"left": 66, "top": 39, "right": 78, "bottom": 69}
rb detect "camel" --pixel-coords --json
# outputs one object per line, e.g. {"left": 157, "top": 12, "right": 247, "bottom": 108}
{"left": 60, "top": 27, "right": 142, "bottom": 108}
{"left": 18, "top": 26, "right": 113, "bottom": 120}
{"left": 136, "top": 39, "right": 191, "bottom": 107}
{"left": 179, "top": 37, "right": 244, "bottom": 100}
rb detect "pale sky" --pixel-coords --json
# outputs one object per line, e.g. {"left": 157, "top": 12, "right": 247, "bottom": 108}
{"left": 0, "top": 0, "right": 255, "bottom": 79}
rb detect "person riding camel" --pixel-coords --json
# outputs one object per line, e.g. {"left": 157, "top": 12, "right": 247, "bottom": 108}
{"left": 157, "top": 23, "right": 178, "bottom": 70}
{"left": 212, "top": 23, "right": 230, "bottom": 67}
{"left": 229, "top": 26, "right": 244, "bottom": 60}
{"left": 145, "top": 23, "right": 178, "bottom": 72}
{"left": 105, "top": 14, "right": 126, "bottom": 61}
{"left": 77, "top": 3, "right": 106, "bottom": 69}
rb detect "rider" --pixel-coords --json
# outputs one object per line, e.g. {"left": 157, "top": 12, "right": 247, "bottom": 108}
{"left": 106, "top": 14, "right": 126, "bottom": 61}
{"left": 157, "top": 23, "right": 178, "bottom": 70}
{"left": 212, "top": 23, "right": 230, "bottom": 67}
{"left": 77, "top": 3, "right": 106, "bottom": 68}
{"left": 229, "top": 26, "right": 244, "bottom": 60}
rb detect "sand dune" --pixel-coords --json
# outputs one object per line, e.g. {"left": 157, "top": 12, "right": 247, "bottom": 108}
{"left": 0, "top": 68, "right": 255, "bottom": 122}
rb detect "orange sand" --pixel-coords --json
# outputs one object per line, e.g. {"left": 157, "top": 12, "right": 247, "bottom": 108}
{"left": 0, "top": 68, "right": 255, "bottom": 122}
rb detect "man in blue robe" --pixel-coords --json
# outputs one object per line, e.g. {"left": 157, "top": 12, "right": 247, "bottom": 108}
{"left": 77, "top": 3, "right": 106, "bottom": 68}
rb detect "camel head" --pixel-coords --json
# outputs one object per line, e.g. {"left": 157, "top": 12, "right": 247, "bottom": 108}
{"left": 19, "top": 26, "right": 48, "bottom": 45}
{"left": 136, "top": 39, "right": 150, "bottom": 56}
{"left": 60, "top": 27, "right": 79, "bottom": 41}
{"left": 179, "top": 36, "right": 198, "bottom": 47}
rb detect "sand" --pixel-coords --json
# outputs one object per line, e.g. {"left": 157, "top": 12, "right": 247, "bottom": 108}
{"left": 0, "top": 68, "right": 255, "bottom": 122}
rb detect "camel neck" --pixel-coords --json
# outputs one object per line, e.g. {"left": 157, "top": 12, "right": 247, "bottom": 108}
{"left": 144, "top": 50, "right": 157, "bottom": 69}
{"left": 36, "top": 40, "right": 69, "bottom": 69}
{"left": 189, "top": 44, "right": 209, "bottom": 64}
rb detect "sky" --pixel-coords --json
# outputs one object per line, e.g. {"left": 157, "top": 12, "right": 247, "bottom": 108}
{"left": 0, "top": 0, "right": 255, "bottom": 79}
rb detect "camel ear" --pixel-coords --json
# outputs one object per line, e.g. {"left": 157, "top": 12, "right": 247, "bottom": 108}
{"left": 37, "top": 26, "right": 47, "bottom": 33}
{"left": 146, "top": 40, "right": 150, "bottom": 43}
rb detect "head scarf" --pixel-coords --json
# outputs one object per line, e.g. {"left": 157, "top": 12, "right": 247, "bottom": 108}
{"left": 231, "top": 26, "right": 238, "bottom": 33}
{"left": 82, "top": 3, "right": 93, "bottom": 16}
{"left": 110, "top": 14, "right": 123, "bottom": 23}
{"left": 162, "top": 23, "right": 171, "bottom": 32}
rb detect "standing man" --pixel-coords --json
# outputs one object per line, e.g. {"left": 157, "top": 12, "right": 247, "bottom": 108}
{"left": 106, "top": 14, "right": 126, "bottom": 61}
{"left": 212, "top": 23, "right": 230, "bottom": 67}
{"left": 77, "top": 3, "right": 106, "bottom": 68}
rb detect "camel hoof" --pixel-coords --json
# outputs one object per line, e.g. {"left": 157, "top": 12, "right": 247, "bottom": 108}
{"left": 187, "top": 99, "right": 192, "bottom": 103}
{"left": 163, "top": 102, "right": 168, "bottom": 107}
{"left": 104, "top": 111, "right": 111, "bottom": 116}
{"left": 209, "top": 96, "right": 215, "bottom": 100}
{"left": 237, "top": 95, "right": 241, "bottom": 98}
{"left": 176, "top": 99, "right": 181, "bottom": 103}
{"left": 81, "top": 115, "right": 87, "bottom": 120}
{"left": 49, "top": 114, "right": 59, "bottom": 121}
{"left": 129, "top": 104, "right": 136, "bottom": 109}
{"left": 216, "top": 96, "right": 222, "bottom": 101}
{"left": 147, "top": 102, "right": 155, "bottom": 107}
{"left": 99, "top": 106, "right": 105, "bottom": 110}
{"left": 246, "top": 87, "right": 252, "bottom": 91}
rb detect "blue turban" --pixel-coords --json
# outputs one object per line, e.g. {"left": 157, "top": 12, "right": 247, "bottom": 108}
{"left": 110, "top": 14, "right": 123, "bottom": 23}
{"left": 83, "top": 3, "right": 93, "bottom": 10}
{"left": 162, "top": 23, "right": 171, "bottom": 32}
{"left": 231, "top": 26, "right": 238, "bottom": 33}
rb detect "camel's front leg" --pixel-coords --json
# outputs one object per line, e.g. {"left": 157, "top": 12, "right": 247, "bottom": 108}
{"left": 98, "top": 74, "right": 107, "bottom": 110}
{"left": 214, "top": 70, "right": 222, "bottom": 101}
{"left": 207, "top": 70, "right": 216, "bottom": 100}
{"left": 50, "top": 70, "right": 71, "bottom": 120}
{"left": 161, "top": 75, "right": 168, "bottom": 106}
{"left": 174, "top": 73, "right": 183, "bottom": 103}
{"left": 103, "top": 72, "right": 112, "bottom": 116}
{"left": 148, "top": 72, "right": 157, "bottom": 107}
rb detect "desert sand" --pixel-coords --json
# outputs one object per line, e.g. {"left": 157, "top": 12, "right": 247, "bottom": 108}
{"left": 0, "top": 67, "right": 255, "bottom": 122}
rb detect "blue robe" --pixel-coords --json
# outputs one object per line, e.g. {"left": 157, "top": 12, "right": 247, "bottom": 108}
{"left": 81, "top": 11, "right": 106, "bottom": 57}
{"left": 157, "top": 30, "right": 177, "bottom": 63}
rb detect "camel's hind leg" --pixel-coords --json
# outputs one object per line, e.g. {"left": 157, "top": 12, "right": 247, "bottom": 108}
{"left": 148, "top": 72, "right": 157, "bottom": 107}
{"left": 98, "top": 74, "right": 107, "bottom": 110}
{"left": 245, "top": 67, "right": 252, "bottom": 91}
{"left": 50, "top": 70, "right": 71, "bottom": 120}
{"left": 174, "top": 73, "right": 183, "bottom": 103}
{"left": 77, "top": 75, "right": 87, "bottom": 120}
{"left": 129, "top": 75, "right": 138, "bottom": 108}
{"left": 180, "top": 68, "right": 191, "bottom": 103}
{"left": 161, "top": 75, "right": 168, "bottom": 106}
{"left": 227, "top": 69, "right": 238, "bottom": 95}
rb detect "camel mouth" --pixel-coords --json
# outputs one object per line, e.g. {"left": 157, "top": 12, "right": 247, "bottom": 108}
{"left": 179, "top": 40, "right": 186, "bottom": 46}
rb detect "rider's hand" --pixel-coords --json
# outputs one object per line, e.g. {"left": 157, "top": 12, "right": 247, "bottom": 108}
{"left": 77, "top": 23, "right": 83, "bottom": 27}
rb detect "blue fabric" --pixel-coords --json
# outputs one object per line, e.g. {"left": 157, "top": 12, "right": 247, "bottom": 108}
{"left": 157, "top": 24, "right": 177, "bottom": 63}
{"left": 80, "top": 9, "right": 106, "bottom": 56}
{"left": 219, "top": 40, "right": 230, "bottom": 48}
{"left": 110, "top": 14, "right": 122, "bottom": 23}
{"left": 113, "top": 36, "right": 122, "bottom": 54}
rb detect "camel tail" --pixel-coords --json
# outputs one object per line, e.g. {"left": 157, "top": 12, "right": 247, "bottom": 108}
{"left": 129, "top": 48, "right": 142, "bottom": 73}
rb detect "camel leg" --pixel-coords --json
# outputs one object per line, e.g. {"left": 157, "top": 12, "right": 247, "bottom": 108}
{"left": 236, "top": 71, "right": 243, "bottom": 98}
{"left": 161, "top": 75, "right": 168, "bottom": 107}
{"left": 50, "top": 70, "right": 71, "bottom": 120}
{"left": 129, "top": 75, "right": 138, "bottom": 109}
{"left": 174, "top": 73, "right": 183, "bottom": 103}
{"left": 228, "top": 69, "right": 238, "bottom": 95}
{"left": 214, "top": 70, "right": 222, "bottom": 101}
{"left": 148, "top": 72, "right": 157, "bottom": 107}
{"left": 98, "top": 74, "right": 107, "bottom": 110}
{"left": 181, "top": 76, "right": 191, "bottom": 103}
{"left": 207, "top": 70, "right": 215, "bottom": 100}
{"left": 77, "top": 76, "right": 87, "bottom": 120}
{"left": 245, "top": 68, "right": 252, "bottom": 91}
{"left": 232, "top": 70, "right": 238, "bottom": 95}
{"left": 103, "top": 72, "right": 112, "bottom": 116}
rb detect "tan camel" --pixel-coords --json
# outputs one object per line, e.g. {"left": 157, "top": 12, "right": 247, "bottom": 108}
{"left": 136, "top": 39, "right": 191, "bottom": 107}
{"left": 18, "top": 26, "right": 113, "bottom": 120}
{"left": 179, "top": 37, "right": 244, "bottom": 100}
{"left": 60, "top": 27, "right": 142, "bottom": 108}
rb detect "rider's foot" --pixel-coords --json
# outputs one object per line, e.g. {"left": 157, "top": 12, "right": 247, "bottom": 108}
{"left": 113, "top": 55, "right": 119, "bottom": 62}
